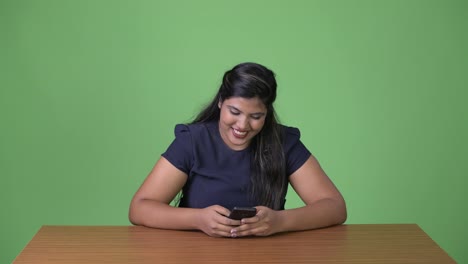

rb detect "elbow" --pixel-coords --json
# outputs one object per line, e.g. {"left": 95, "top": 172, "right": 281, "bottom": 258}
{"left": 128, "top": 199, "right": 142, "bottom": 226}
{"left": 337, "top": 209, "right": 347, "bottom": 225}
{"left": 128, "top": 212, "right": 139, "bottom": 226}
{"left": 336, "top": 197, "right": 347, "bottom": 225}
{"left": 322, "top": 196, "right": 347, "bottom": 226}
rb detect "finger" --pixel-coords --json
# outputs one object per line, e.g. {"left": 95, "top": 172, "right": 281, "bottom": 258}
{"left": 212, "top": 205, "right": 231, "bottom": 217}
{"left": 218, "top": 214, "right": 242, "bottom": 226}
{"left": 204, "top": 220, "right": 239, "bottom": 238}
{"left": 234, "top": 225, "right": 268, "bottom": 237}
{"left": 214, "top": 229, "right": 234, "bottom": 238}
{"left": 254, "top": 206, "right": 268, "bottom": 217}
{"left": 241, "top": 208, "right": 264, "bottom": 224}
{"left": 214, "top": 223, "right": 240, "bottom": 238}
{"left": 229, "top": 221, "right": 257, "bottom": 235}
{"left": 212, "top": 215, "right": 242, "bottom": 234}
{"left": 239, "top": 215, "right": 259, "bottom": 224}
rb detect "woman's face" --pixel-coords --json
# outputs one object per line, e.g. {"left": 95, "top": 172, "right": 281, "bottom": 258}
{"left": 218, "top": 96, "right": 267, "bottom": 151}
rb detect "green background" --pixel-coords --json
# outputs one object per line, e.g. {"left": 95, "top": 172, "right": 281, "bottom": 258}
{"left": 1, "top": 0, "right": 467, "bottom": 263}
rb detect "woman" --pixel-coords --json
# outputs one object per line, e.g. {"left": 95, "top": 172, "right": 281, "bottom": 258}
{"left": 129, "top": 62, "right": 346, "bottom": 238}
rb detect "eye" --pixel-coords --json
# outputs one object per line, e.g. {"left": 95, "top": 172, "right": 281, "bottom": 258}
{"left": 230, "top": 110, "right": 240, "bottom": 115}
{"left": 251, "top": 115, "right": 263, "bottom": 120}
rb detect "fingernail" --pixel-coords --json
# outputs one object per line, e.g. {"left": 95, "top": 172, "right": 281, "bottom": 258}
{"left": 230, "top": 229, "right": 236, "bottom": 234}
{"left": 231, "top": 233, "right": 237, "bottom": 238}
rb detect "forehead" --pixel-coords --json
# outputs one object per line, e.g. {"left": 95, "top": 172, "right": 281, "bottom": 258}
{"left": 223, "top": 97, "right": 267, "bottom": 112}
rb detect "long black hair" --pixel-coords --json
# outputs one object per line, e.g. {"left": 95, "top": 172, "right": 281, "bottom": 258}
{"left": 192, "top": 62, "right": 287, "bottom": 210}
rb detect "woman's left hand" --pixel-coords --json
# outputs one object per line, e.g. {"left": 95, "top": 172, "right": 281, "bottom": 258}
{"left": 229, "top": 206, "right": 282, "bottom": 237}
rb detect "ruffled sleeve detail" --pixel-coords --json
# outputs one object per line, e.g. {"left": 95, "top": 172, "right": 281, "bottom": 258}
{"left": 282, "top": 126, "right": 311, "bottom": 176}
{"left": 161, "top": 124, "right": 193, "bottom": 174}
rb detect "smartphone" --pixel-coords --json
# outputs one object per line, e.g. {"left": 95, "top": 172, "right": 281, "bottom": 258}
{"left": 228, "top": 207, "right": 257, "bottom": 220}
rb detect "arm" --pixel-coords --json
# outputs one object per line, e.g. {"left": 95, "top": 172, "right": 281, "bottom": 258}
{"left": 129, "top": 157, "right": 240, "bottom": 237}
{"left": 277, "top": 154, "right": 347, "bottom": 232}
{"left": 231, "top": 155, "right": 346, "bottom": 236}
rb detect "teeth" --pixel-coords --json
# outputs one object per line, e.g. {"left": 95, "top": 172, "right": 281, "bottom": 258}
{"left": 233, "top": 129, "right": 247, "bottom": 136}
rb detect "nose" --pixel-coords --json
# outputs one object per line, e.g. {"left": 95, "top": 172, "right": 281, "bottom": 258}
{"left": 237, "top": 116, "right": 249, "bottom": 130}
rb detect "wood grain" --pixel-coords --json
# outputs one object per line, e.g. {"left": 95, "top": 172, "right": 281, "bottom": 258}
{"left": 14, "top": 224, "right": 455, "bottom": 263}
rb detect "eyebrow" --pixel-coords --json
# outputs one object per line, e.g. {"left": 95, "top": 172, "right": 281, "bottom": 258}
{"left": 227, "top": 105, "right": 266, "bottom": 116}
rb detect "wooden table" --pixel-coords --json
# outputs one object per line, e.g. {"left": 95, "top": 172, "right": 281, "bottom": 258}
{"left": 14, "top": 224, "right": 455, "bottom": 263}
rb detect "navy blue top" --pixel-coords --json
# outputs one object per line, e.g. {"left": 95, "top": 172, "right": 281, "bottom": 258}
{"left": 162, "top": 121, "right": 311, "bottom": 210}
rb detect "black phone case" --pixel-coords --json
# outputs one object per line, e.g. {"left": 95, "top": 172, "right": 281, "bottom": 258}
{"left": 228, "top": 207, "right": 257, "bottom": 220}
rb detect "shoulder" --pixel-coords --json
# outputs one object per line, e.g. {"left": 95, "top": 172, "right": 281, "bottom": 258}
{"left": 173, "top": 122, "right": 212, "bottom": 137}
{"left": 281, "top": 125, "right": 301, "bottom": 136}
{"left": 280, "top": 125, "right": 302, "bottom": 144}
{"left": 172, "top": 122, "right": 218, "bottom": 149}
{"left": 279, "top": 125, "right": 311, "bottom": 175}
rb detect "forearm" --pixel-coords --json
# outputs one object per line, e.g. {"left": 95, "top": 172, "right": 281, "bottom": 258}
{"left": 277, "top": 197, "right": 347, "bottom": 233}
{"left": 129, "top": 199, "right": 200, "bottom": 230}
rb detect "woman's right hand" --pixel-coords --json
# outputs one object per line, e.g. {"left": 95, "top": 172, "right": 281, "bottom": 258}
{"left": 196, "top": 205, "right": 241, "bottom": 237}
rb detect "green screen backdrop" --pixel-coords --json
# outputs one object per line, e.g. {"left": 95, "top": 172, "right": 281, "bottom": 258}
{"left": 1, "top": 0, "right": 467, "bottom": 263}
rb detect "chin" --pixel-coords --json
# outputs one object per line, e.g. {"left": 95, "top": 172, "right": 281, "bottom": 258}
{"left": 228, "top": 137, "right": 248, "bottom": 149}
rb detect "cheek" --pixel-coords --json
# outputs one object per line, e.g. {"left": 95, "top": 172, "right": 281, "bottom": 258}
{"left": 251, "top": 120, "right": 265, "bottom": 131}
{"left": 220, "top": 112, "right": 235, "bottom": 125}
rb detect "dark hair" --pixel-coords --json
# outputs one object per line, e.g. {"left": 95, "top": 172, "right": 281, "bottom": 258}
{"left": 192, "top": 62, "right": 287, "bottom": 210}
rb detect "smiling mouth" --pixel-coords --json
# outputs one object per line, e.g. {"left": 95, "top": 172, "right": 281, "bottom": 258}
{"left": 232, "top": 128, "right": 248, "bottom": 138}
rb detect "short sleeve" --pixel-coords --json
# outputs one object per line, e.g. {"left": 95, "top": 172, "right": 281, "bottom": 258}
{"left": 161, "top": 124, "right": 193, "bottom": 174}
{"left": 283, "top": 127, "right": 311, "bottom": 176}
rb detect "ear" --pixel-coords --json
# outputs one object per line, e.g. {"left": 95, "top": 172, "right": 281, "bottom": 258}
{"left": 218, "top": 100, "right": 222, "bottom": 109}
